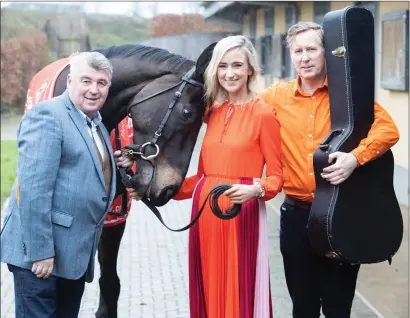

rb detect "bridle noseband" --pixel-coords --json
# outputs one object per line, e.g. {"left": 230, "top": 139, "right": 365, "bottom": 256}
{"left": 118, "top": 66, "right": 203, "bottom": 189}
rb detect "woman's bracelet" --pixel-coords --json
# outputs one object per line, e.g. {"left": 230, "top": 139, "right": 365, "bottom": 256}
{"left": 255, "top": 183, "right": 265, "bottom": 198}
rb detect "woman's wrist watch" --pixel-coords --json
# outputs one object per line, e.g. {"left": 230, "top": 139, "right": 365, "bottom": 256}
{"left": 256, "top": 184, "right": 265, "bottom": 198}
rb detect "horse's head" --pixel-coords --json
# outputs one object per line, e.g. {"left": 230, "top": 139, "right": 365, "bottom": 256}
{"left": 126, "top": 43, "right": 216, "bottom": 206}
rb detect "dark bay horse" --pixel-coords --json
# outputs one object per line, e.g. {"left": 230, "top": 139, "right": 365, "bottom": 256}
{"left": 28, "top": 43, "right": 215, "bottom": 317}
{"left": 53, "top": 44, "right": 212, "bottom": 205}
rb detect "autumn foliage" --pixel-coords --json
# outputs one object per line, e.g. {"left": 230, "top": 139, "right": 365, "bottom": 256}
{"left": 149, "top": 14, "right": 228, "bottom": 38}
{"left": 1, "top": 30, "right": 48, "bottom": 109}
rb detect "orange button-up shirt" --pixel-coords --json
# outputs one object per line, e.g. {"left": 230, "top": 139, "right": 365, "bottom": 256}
{"left": 260, "top": 77, "right": 400, "bottom": 202}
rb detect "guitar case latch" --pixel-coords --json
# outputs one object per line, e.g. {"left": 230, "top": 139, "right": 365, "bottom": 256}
{"left": 332, "top": 46, "right": 346, "bottom": 57}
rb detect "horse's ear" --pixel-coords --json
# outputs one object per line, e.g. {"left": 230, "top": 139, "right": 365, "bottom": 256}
{"left": 194, "top": 42, "right": 217, "bottom": 83}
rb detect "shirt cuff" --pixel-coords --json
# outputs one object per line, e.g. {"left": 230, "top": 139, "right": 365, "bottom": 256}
{"left": 351, "top": 148, "right": 382, "bottom": 166}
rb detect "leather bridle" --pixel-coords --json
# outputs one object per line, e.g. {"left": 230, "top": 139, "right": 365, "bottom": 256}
{"left": 117, "top": 66, "right": 203, "bottom": 193}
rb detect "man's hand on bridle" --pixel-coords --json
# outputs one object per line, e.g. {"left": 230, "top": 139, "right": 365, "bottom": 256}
{"left": 114, "top": 150, "right": 134, "bottom": 168}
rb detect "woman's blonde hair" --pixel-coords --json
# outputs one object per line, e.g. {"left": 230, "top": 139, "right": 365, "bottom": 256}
{"left": 204, "top": 35, "right": 262, "bottom": 107}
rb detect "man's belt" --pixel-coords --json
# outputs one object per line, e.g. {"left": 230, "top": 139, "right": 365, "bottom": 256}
{"left": 284, "top": 195, "right": 312, "bottom": 209}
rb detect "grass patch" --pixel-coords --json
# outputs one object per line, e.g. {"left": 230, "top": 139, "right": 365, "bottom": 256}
{"left": 1, "top": 141, "right": 18, "bottom": 206}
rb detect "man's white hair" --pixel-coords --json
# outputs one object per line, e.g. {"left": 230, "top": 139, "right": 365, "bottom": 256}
{"left": 69, "top": 52, "right": 113, "bottom": 81}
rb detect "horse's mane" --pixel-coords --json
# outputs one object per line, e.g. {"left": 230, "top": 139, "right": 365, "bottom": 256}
{"left": 95, "top": 44, "right": 192, "bottom": 72}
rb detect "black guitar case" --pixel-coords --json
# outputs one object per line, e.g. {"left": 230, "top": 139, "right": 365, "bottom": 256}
{"left": 307, "top": 6, "right": 403, "bottom": 264}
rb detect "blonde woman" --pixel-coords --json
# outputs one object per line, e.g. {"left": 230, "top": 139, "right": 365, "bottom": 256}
{"left": 174, "top": 35, "right": 283, "bottom": 318}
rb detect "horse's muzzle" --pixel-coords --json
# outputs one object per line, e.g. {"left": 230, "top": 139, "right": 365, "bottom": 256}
{"left": 149, "top": 185, "right": 179, "bottom": 207}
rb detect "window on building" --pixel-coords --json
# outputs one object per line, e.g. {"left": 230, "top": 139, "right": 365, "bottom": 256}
{"left": 284, "top": 6, "right": 297, "bottom": 79}
{"left": 262, "top": 8, "right": 274, "bottom": 75}
{"left": 380, "top": 10, "right": 409, "bottom": 91}
{"left": 264, "top": 7, "right": 274, "bottom": 35}
{"left": 249, "top": 8, "right": 257, "bottom": 39}
{"left": 271, "top": 33, "right": 285, "bottom": 78}
{"left": 260, "top": 36, "right": 271, "bottom": 74}
{"left": 314, "top": 2, "right": 330, "bottom": 26}
{"left": 285, "top": 7, "right": 294, "bottom": 29}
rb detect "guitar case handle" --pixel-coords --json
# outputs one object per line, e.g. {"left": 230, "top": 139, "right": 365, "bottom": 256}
{"left": 319, "top": 129, "right": 344, "bottom": 152}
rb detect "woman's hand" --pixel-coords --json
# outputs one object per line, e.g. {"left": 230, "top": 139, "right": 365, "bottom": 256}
{"left": 223, "top": 184, "right": 260, "bottom": 204}
{"left": 127, "top": 188, "right": 143, "bottom": 201}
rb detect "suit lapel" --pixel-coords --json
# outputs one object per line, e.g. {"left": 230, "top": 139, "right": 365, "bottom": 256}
{"left": 63, "top": 92, "right": 106, "bottom": 188}
{"left": 98, "top": 124, "right": 117, "bottom": 203}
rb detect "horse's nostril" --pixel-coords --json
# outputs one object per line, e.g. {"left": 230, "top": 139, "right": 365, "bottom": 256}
{"left": 152, "top": 186, "right": 178, "bottom": 207}
{"left": 165, "top": 187, "right": 175, "bottom": 199}
{"left": 159, "top": 186, "right": 177, "bottom": 200}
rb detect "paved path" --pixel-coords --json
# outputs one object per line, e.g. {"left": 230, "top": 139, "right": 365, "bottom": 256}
{"left": 0, "top": 199, "right": 381, "bottom": 318}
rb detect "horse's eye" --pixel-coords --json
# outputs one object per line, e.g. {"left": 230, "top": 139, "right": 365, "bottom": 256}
{"left": 181, "top": 108, "right": 194, "bottom": 122}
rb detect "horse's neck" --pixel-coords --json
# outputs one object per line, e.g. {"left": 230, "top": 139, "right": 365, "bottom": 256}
{"left": 100, "top": 83, "right": 146, "bottom": 132}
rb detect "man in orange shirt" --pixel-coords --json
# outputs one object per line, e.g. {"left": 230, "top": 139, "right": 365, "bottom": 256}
{"left": 261, "top": 21, "right": 400, "bottom": 317}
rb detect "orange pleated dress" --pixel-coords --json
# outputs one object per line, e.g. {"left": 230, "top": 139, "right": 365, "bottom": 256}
{"left": 175, "top": 97, "right": 283, "bottom": 318}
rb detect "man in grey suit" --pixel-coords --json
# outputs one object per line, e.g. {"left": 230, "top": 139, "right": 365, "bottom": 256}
{"left": 1, "top": 52, "right": 132, "bottom": 317}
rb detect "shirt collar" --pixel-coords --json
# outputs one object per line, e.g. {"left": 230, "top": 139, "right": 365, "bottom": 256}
{"left": 293, "top": 75, "right": 328, "bottom": 96}
{"left": 73, "top": 105, "right": 102, "bottom": 127}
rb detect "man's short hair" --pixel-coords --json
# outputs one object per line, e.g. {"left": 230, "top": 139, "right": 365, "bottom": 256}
{"left": 69, "top": 52, "right": 113, "bottom": 82}
{"left": 286, "top": 21, "right": 324, "bottom": 49}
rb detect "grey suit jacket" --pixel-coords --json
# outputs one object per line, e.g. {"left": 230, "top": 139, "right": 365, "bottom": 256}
{"left": 1, "top": 91, "right": 116, "bottom": 282}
